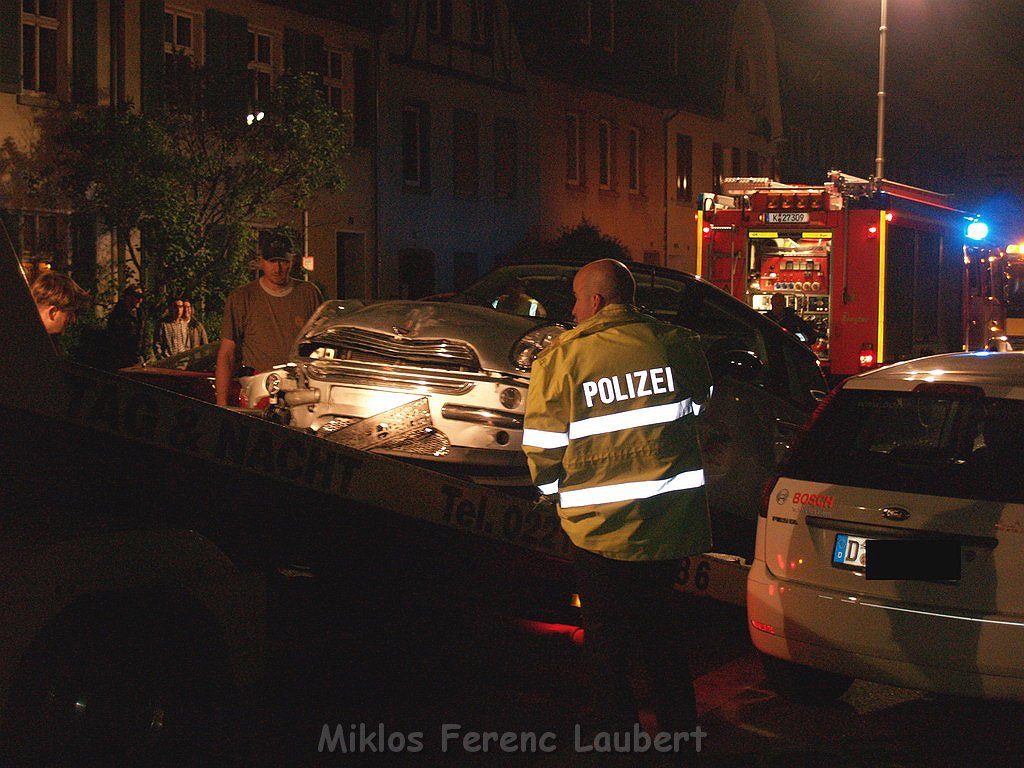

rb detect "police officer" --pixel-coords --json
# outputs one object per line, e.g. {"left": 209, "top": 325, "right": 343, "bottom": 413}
{"left": 523, "top": 259, "right": 712, "bottom": 760}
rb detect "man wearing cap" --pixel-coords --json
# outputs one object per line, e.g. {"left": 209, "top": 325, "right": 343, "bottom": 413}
{"left": 215, "top": 243, "right": 321, "bottom": 406}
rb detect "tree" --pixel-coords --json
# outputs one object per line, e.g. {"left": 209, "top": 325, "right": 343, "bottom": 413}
{"left": 508, "top": 218, "right": 632, "bottom": 264}
{"left": 13, "top": 60, "right": 349, "bottom": 352}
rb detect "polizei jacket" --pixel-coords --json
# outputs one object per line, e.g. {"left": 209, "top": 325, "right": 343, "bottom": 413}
{"left": 523, "top": 304, "right": 713, "bottom": 561}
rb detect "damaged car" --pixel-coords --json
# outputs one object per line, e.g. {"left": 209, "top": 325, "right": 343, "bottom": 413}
{"left": 257, "top": 260, "right": 829, "bottom": 556}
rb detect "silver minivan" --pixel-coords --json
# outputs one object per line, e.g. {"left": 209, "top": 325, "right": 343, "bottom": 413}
{"left": 749, "top": 352, "right": 1024, "bottom": 701}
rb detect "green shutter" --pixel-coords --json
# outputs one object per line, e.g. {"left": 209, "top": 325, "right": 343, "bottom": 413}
{"left": 353, "top": 47, "right": 374, "bottom": 148}
{"left": 72, "top": 0, "right": 98, "bottom": 104}
{"left": 205, "top": 9, "right": 249, "bottom": 116}
{"left": 0, "top": 0, "right": 20, "bottom": 93}
{"left": 139, "top": 0, "right": 164, "bottom": 112}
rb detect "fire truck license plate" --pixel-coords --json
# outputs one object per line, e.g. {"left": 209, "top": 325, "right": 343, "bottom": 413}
{"left": 766, "top": 212, "right": 809, "bottom": 223}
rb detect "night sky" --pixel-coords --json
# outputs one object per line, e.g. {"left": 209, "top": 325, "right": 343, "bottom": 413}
{"left": 763, "top": 0, "right": 1024, "bottom": 239}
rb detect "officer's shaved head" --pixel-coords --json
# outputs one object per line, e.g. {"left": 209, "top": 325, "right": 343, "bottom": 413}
{"left": 572, "top": 259, "right": 635, "bottom": 323}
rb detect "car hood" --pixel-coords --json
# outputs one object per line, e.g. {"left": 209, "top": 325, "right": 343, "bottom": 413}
{"left": 299, "top": 300, "right": 552, "bottom": 374}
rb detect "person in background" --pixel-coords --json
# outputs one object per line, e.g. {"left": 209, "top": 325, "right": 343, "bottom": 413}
{"left": 154, "top": 297, "right": 208, "bottom": 359}
{"left": 494, "top": 277, "right": 546, "bottom": 317}
{"left": 105, "top": 284, "right": 145, "bottom": 368}
{"left": 523, "top": 259, "right": 711, "bottom": 763}
{"left": 155, "top": 298, "right": 188, "bottom": 358}
{"left": 766, "top": 293, "right": 817, "bottom": 345}
{"left": 215, "top": 242, "right": 321, "bottom": 406}
{"left": 183, "top": 299, "right": 209, "bottom": 349}
{"left": 31, "top": 270, "right": 90, "bottom": 336}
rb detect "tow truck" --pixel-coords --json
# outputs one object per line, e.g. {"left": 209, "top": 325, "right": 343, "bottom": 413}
{"left": 0, "top": 249, "right": 745, "bottom": 763}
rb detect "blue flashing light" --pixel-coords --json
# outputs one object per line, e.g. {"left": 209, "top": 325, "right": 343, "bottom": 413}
{"left": 966, "top": 221, "right": 989, "bottom": 241}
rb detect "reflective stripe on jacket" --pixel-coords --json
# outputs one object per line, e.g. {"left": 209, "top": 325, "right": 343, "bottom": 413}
{"left": 523, "top": 304, "right": 713, "bottom": 561}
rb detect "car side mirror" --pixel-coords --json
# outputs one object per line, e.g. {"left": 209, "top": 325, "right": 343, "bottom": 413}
{"left": 709, "top": 348, "right": 763, "bottom": 383}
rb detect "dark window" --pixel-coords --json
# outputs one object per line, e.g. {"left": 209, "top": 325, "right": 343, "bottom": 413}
{"left": 731, "top": 146, "right": 741, "bottom": 176}
{"left": 566, "top": 113, "right": 581, "bottom": 185}
{"left": 453, "top": 109, "right": 479, "bottom": 198}
{"left": 712, "top": 142, "right": 724, "bottom": 193}
{"left": 598, "top": 120, "right": 612, "bottom": 189}
{"left": 628, "top": 127, "right": 640, "bottom": 193}
{"left": 747, "top": 150, "right": 759, "bottom": 177}
{"left": 494, "top": 118, "right": 517, "bottom": 199}
{"left": 676, "top": 133, "right": 692, "bottom": 202}
{"left": 248, "top": 29, "right": 273, "bottom": 108}
{"left": 22, "top": 0, "right": 58, "bottom": 94}
{"left": 785, "top": 390, "right": 1024, "bottom": 504}
{"left": 403, "top": 101, "right": 431, "bottom": 190}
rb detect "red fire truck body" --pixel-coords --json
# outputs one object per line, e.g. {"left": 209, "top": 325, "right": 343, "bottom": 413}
{"left": 964, "top": 243, "right": 1024, "bottom": 351}
{"left": 696, "top": 172, "right": 976, "bottom": 379}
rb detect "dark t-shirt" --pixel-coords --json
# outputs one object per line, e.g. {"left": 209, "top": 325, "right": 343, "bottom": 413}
{"left": 220, "top": 279, "right": 321, "bottom": 372}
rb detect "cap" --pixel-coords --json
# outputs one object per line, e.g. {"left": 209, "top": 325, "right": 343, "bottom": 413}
{"left": 263, "top": 254, "right": 292, "bottom": 262}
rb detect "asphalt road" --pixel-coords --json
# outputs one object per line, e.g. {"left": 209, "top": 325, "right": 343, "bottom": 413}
{"left": 224, "top": 575, "right": 1024, "bottom": 768}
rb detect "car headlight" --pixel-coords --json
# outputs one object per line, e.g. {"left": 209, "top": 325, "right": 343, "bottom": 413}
{"left": 510, "top": 324, "right": 565, "bottom": 371}
{"left": 265, "top": 373, "right": 282, "bottom": 395}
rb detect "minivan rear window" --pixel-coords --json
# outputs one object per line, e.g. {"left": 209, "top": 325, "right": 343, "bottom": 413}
{"left": 785, "top": 390, "right": 1024, "bottom": 503}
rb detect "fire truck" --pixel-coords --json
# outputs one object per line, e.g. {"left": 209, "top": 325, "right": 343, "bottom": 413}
{"left": 696, "top": 171, "right": 985, "bottom": 379}
{"left": 964, "top": 242, "right": 1024, "bottom": 350}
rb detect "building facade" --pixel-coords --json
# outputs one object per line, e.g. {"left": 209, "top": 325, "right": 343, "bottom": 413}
{"left": 514, "top": 0, "right": 782, "bottom": 275}
{"left": 1, "top": 0, "right": 379, "bottom": 302}
{"left": 375, "top": 0, "right": 536, "bottom": 299}
{"left": 2, "top": 0, "right": 784, "bottom": 308}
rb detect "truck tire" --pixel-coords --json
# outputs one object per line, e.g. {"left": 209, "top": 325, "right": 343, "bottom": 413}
{"left": 1, "top": 593, "right": 244, "bottom": 767}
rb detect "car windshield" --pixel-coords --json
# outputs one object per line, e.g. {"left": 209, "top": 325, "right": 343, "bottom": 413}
{"left": 785, "top": 389, "right": 1024, "bottom": 504}
{"left": 454, "top": 263, "right": 701, "bottom": 325}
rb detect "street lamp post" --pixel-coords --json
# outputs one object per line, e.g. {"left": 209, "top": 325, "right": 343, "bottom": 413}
{"left": 875, "top": 0, "right": 888, "bottom": 181}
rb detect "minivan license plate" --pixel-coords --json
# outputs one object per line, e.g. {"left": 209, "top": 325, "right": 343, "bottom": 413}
{"left": 833, "top": 534, "right": 868, "bottom": 569}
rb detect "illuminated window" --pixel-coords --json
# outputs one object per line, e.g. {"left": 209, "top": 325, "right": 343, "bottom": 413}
{"left": 628, "top": 127, "right": 641, "bottom": 193}
{"left": 248, "top": 29, "right": 273, "bottom": 108}
{"left": 20, "top": 211, "right": 60, "bottom": 279}
{"left": 21, "top": 0, "right": 58, "bottom": 94}
{"left": 566, "top": 113, "right": 582, "bottom": 185}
